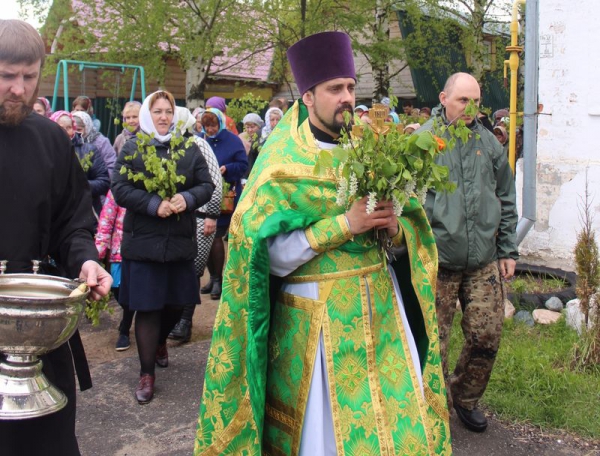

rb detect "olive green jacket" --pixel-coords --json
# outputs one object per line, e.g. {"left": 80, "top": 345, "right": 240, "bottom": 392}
{"left": 421, "top": 106, "right": 518, "bottom": 272}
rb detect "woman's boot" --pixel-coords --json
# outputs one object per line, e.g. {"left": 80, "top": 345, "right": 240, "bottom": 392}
{"left": 200, "top": 276, "right": 215, "bottom": 294}
{"left": 210, "top": 277, "right": 222, "bottom": 300}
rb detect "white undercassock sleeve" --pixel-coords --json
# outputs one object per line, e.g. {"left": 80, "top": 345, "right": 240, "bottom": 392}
{"left": 268, "top": 229, "right": 319, "bottom": 277}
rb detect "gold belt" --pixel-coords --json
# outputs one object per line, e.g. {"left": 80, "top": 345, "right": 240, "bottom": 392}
{"left": 284, "top": 262, "right": 384, "bottom": 283}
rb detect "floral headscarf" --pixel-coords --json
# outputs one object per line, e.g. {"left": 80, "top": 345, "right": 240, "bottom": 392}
{"left": 200, "top": 108, "right": 226, "bottom": 138}
{"left": 72, "top": 111, "right": 94, "bottom": 139}
{"left": 36, "top": 97, "right": 53, "bottom": 117}
{"left": 50, "top": 110, "right": 76, "bottom": 138}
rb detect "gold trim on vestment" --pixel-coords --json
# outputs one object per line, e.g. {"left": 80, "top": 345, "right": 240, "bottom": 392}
{"left": 321, "top": 299, "right": 345, "bottom": 455}
{"left": 284, "top": 262, "right": 383, "bottom": 283}
{"left": 305, "top": 214, "right": 353, "bottom": 253}
{"left": 362, "top": 275, "right": 395, "bottom": 454}
{"left": 390, "top": 284, "right": 437, "bottom": 454}
{"left": 198, "top": 391, "right": 253, "bottom": 455}
{"left": 265, "top": 291, "right": 327, "bottom": 455}
{"left": 425, "top": 385, "right": 450, "bottom": 422}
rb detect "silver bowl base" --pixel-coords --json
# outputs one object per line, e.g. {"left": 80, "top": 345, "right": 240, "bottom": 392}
{"left": 0, "top": 359, "right": 67, "bottom": 420}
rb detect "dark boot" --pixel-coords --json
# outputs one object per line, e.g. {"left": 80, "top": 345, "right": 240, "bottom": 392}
{"left": 155, "top": 343, "right": 169, "bottom": 368}
{"left": 200, "top": 276, "right": 215, "bottom": 294}
{"left": 168, "top": 319, "right": 192, "bottom": 343}
{"left": 135, "top": 374, "right": 155, "bottom": 404}
{"left": 454, "top": 404, "right": 488, "bottom": 432}
{"left": 210, "top": 279, "right": 222, "bottom": 300}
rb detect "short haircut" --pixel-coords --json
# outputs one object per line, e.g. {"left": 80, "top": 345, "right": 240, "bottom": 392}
{"left": 402, "top": 100, "right": 413, "bottom": 108}
{"left": 443, "top": 72, "right": 473, "bottom": 95}
{"left": 0, "top": 19, "right": 45, "bottom": 66}
{"left": 122, "top": 101, "right": 141, "bottom": 115}
{"left": 148, "top": 91, "right": 175, "bottom": 111}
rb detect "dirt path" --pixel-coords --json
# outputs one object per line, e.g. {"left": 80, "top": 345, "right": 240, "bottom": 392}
{"left": 79, "top": 276, "right": 218, "bottom": 366}
{"left": 78, "top": 276, "right": 600, "bottom": 455}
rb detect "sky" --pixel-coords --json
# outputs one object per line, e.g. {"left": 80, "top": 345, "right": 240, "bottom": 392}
{"left": 3, "top": 0, "right": 44, "bottom": 29}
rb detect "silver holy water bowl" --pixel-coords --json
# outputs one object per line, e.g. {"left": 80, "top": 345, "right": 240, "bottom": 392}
{"left": 0, "top": 261, "right": 89, "bottom": 419}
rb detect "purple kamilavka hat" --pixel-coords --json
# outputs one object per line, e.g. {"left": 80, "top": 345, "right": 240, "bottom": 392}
{"left": 287, "top": 31, "right": 356, "bottom": 95}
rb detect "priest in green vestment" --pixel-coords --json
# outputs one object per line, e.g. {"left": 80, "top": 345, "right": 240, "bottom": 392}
{"left": 194, "top": 31, "right": 452, "bottom": 455}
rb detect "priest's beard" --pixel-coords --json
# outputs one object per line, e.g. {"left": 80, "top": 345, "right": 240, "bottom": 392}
{"left": 0, "top": 86, "right": 38, "bottom": 127}
{"left": 313, "top": 102, "right": 354, "bottom": 136}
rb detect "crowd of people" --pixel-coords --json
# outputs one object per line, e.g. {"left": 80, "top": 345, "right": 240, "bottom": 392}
{"left": 1, "top": 18, "right": 519, "bottom": 456}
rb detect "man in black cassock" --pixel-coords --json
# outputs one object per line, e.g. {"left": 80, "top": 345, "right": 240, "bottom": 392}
{"left": 0, "top": 19, "right": 112, "bottom": 455}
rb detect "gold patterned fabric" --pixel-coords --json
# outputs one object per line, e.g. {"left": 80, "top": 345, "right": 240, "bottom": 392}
{"left": 194, "top": 100, "right": 452, "bottom": 455}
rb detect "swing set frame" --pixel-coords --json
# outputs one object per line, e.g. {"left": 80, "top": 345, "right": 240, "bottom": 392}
{"left": 51, "top": 59, "right": 146, "bottom": 112}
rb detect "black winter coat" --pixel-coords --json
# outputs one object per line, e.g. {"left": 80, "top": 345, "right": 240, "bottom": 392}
{"left": 111, "top": 135, "right": 214, "bottom": 263}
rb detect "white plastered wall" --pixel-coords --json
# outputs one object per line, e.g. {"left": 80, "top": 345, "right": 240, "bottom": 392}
{"left": 516, "top": 0, "right": 600, "bottom": 269}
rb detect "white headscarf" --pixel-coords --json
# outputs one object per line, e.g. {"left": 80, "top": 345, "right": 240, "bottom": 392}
{"left": 174, "top": 106, "right": 196, "bottom": 135}
{"left": 139, "top": 90, "right": 175, "bottom": 143}
{"left": 261, "top": 107, "right": 284, "bottom": 141}
{"left": 72, "top": 111, "right": 94, "bottom": 138}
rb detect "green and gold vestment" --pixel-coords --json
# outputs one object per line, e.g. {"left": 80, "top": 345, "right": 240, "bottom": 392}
{"left": 194, "top": 101, "right": 452, "bottom": 455}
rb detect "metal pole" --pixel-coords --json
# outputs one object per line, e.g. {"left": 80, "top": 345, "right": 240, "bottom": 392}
{"left": 516, "top": 0, "right": 539, "bottom": 244}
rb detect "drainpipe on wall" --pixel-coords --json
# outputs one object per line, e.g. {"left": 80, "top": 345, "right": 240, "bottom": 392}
{"left": 516, "top": 0, "right": 539, "bottom": 245}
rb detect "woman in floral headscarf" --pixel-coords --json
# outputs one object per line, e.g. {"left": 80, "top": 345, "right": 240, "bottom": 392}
{"left": 33, "top": 97, "right": 52, "bottom": 117}
{"left": 199, "top": 108, "right": 247, "bottom": 300}
{"left": 205, "top": 96, "right": 238, "bottom": 134}
{"left": 51, "top": 110, "right": 110, "bottom": 216}
{"left": 72, "top": 106, "right": 116, "bottom": 175}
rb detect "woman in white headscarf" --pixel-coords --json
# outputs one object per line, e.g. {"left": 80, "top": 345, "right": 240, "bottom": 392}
{"left": 168, "top": 107, "right": 223, "bottom": 342}
{"left": 72, "top": 107, "right": 117, "bottom": 176}
{"left": 260, "top": 106, "right": 284, "bottom": 144}
{"left": 111, "top": 91, "right": 215, "bottom": 404}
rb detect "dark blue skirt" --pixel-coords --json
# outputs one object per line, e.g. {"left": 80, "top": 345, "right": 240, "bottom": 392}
{"left": 119, "top": 259, "right": 199, "bottom": 311}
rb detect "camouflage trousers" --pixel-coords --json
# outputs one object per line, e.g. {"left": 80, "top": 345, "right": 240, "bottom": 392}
{"left": 435, "top": 261, "right": 505, "bottom": 411}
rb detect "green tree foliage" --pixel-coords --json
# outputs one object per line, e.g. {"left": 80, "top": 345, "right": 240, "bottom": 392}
{"left": 572, "top": 172, "right": 600, "bottom": 369}
{"left": 226, "top": 92, "right": 268, "bottom": 124}
{"left": 25, "top": 0, "right": 511, "bottom": 106}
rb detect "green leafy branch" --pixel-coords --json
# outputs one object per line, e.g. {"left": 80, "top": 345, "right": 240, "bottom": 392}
{"left": 314, "top": 110, "right": 457, "bottom": 218}
{"left": 79, "top": 151, "right": 94, "bottom": 173}
{"left": 120, "top": 121, "right": 194, "bottom": 200}
{"left": 85, "top": 293, "right": 114, "bottom": 326}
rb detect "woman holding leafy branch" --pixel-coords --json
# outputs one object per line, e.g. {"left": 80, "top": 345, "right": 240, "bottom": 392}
{"left": 111, "top": 90, "right": 214, "bottom": 404}
{"left": 51, "top": 110, "right": 110, "bottom": 217}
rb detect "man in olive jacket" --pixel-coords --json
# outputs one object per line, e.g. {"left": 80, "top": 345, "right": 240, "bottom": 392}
{"left": 421, "top": 72, "right": 518, "bottom": 433}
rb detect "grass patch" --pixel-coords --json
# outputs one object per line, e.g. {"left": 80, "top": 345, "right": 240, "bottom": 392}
{"left": 506, "top": 273, "right": 568, "bottom": 295}
{"left": 448, "top": 317, "right": 600, "bottom": 438}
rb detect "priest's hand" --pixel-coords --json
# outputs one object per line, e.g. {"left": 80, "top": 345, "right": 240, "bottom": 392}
{"left": 79, "top": 260, "right": 113, "bottom": 301}
{"left": 345, "top": 197, "right": 396, "bottom": 236}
